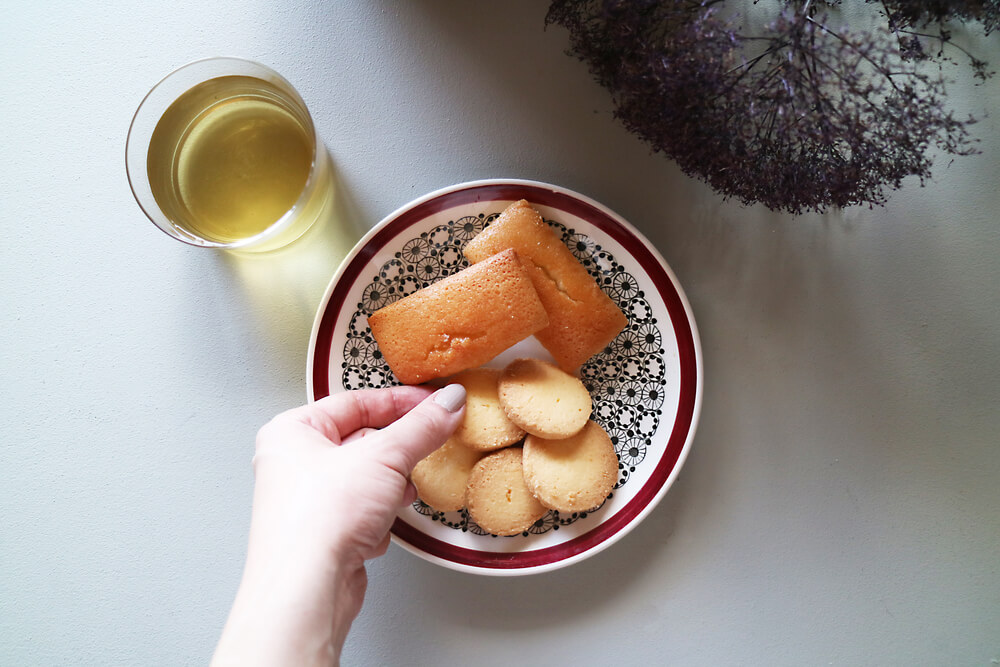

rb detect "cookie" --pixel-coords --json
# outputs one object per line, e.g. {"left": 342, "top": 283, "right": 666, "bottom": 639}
{"left": 498, "top": 358, "right": 592, "bottom": 439}
{"left": 411, "top": 437, "right": 485, "bottom": 512}
{"left": 465, "top": 447, "right": 547, "bottom": 536}
{"left": 453, "top": 367, "right": 526, "bottom": 452}
{"left": 522, "top": 420, "right": 617, "bottom": 513}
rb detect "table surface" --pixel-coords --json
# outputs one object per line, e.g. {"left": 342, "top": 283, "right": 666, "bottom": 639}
{"left": 3, "top": 2, "right": 999, "bottom": 665}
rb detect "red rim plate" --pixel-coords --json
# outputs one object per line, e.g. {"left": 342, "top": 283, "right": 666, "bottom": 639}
{"left": 307, "top": 179, "right": 701, "bottom": 575}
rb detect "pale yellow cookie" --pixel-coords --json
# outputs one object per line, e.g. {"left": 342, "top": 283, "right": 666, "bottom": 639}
{"left": 453, "top": 367, "right": 525, "bottom": 451}
{"left": 498, "top": 358, "right": 592, "bottom": 439}
{"left": 465, "top": 448, "right": 548, "bottom": 536}
{"left": 522, "top": 420, "right": 617, "bottom": 513}
{"left": 411, "top": 437, "right": 485, "bottom": 512}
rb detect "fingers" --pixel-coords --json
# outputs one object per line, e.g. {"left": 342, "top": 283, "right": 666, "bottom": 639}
{"left": 401, "top": 481, "right": 418, "bottom": 507}
{"left": 365, "top": 532, "right": 392, "bottom": 560}
{"left": 276, "top": 386, "right": 435, "bottom": 443}
{"left": 341, "top": 427, "right": 377, "bottom": 445}
{"left": 369, "top": 384, "right": 466, "bottom": 476}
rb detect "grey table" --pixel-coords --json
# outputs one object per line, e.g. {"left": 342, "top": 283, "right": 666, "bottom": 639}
{"left": 3, "top": 2, "right": 998, "bottom": 665}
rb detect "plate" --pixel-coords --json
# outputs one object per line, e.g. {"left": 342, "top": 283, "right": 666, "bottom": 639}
{"left": 307, "top": 179, "right": 702, "bottom": 576}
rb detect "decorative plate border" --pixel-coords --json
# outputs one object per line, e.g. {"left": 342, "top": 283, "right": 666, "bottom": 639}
{"left": 307, "top": 179, "right": 702, "bottom": 575}
{"left": 341, "top": 210, "right": 665, "bottom": 537}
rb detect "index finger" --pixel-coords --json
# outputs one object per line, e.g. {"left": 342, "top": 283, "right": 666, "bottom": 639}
{"left": 279, "top": 386, "right": 435, "bottom": 443}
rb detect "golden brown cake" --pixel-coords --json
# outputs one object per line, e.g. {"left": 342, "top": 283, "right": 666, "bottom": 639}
{"left": 463, "top": 200, "right": 628, "bottom": 372}
{"left": 522, "top": 420, "right": 617, "bottom": 513}
{"left": 367, "top": 249, "right": 549, "bottom": 384}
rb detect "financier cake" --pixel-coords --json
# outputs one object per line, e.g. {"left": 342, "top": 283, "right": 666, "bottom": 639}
{"left": 463, "top": 200, "right": 628, "bottom": 372}
{"left": 411, "top": 437, "right": 485, "bottom": 512}
{"left": 465, "top": 447, "right": 547, "bottom": 536}
{"left": 367, "top": 248, "right": 548, "bottom": 384}
{"left": 498, "top": 358, "right": 592, "bottom": 439}
{"left": 522, "top": 420, "right": 618, "bottom": 514}
{"left": 452, "top": 367, "right": 526, "bottom": 451}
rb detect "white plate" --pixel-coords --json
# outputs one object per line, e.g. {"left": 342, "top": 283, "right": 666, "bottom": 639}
{"left": 307, "top": 179, "right": 702, "bottom": 576}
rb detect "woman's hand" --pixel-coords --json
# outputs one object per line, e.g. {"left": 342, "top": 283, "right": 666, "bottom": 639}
{"left": 212, "top": 384, "right": 466, "bottom": 667}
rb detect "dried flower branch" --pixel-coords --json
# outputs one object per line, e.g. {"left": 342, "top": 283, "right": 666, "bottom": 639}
{"left": 546, "top": 0, "right": 992, "bottom": 213}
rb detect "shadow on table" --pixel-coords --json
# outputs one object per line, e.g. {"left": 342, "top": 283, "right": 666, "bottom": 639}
{"left": 394, "top": 464, "right": 702, "bottom": 631}
{"left": 214, "top": 158, "right": 368, "bottom": 384}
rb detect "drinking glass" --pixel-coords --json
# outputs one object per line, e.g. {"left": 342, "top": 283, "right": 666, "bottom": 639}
{"left": 126, "top": 57, "right": 333, "bottom": 252}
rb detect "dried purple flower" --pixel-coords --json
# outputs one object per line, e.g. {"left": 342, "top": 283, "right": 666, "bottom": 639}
{"left": 546, "top": 0, "right": 991, "bottom": 213}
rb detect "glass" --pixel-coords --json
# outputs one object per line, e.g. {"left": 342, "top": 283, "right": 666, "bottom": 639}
{"left": 126, "top": 57, "right": 333, "bottom": 252}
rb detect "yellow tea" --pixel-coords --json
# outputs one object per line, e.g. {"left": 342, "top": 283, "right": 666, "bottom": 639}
{"left": 147, "top": 75, "right": 317, "bottom": 245}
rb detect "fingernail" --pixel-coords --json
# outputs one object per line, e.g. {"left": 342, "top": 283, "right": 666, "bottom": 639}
{"left": 433, "top": 383, "right": 466, "bottom": 413}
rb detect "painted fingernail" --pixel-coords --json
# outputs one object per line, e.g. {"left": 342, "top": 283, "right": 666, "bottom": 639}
{"left": 433, "top": 383, "right": 466, "bottom": 413}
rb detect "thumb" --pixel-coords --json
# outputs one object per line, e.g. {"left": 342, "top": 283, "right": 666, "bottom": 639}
{"left": 369, "top": 383, "right": 466, "bottom": 476}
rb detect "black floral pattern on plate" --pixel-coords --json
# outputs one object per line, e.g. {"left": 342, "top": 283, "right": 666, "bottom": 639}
{"left": 341, "top": 212, "right": 667, "bottom": 536}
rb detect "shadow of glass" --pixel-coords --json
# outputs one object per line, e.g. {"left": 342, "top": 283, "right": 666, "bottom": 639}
{"left": 215, "top": 158, "right": 368, "bottom": 383}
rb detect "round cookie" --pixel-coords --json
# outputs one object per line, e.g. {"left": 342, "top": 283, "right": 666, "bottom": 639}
{"left": 522, "top": 420, "right": 617, "bottom": 513}
{"left": 411, "top": 437, "right": 485, "bottom": 512}
{"left": 465, "top": 448, "right": 548, "bottom": 536}
{"left": 452, "top": 367, "right": 525, "bottom": 451}
{"left": 498, "top": 358, "right": 592, "bottom": 439}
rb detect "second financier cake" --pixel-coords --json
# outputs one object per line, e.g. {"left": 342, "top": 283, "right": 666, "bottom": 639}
{"left": 367, "top": 248, "right": 548, "bottom": 384}
{"left": 463, "top": 200, "right": 628, "bottom": 372}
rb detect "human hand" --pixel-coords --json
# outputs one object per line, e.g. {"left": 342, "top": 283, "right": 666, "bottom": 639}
{"left": 212, "top": 384, "right": 466, "bottom": 667}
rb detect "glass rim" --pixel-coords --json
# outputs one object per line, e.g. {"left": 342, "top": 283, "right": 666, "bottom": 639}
{"left": 125, "top": 56, "right": 322, "bottom": 250}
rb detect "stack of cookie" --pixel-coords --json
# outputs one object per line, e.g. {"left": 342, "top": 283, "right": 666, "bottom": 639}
{"left": 368, "top": 199, "right": 628, "bottom": 535}
{"left": 412, "top": 358, "right": 618, "bottom": 536}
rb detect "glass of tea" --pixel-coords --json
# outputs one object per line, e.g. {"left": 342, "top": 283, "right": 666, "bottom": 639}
{"left": 126, "top": 57, "right": 333, "bottom": 252}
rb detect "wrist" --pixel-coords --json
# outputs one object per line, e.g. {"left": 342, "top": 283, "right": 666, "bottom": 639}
{"left": 213, "top": 557, "right": 357, "bottom": 667}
